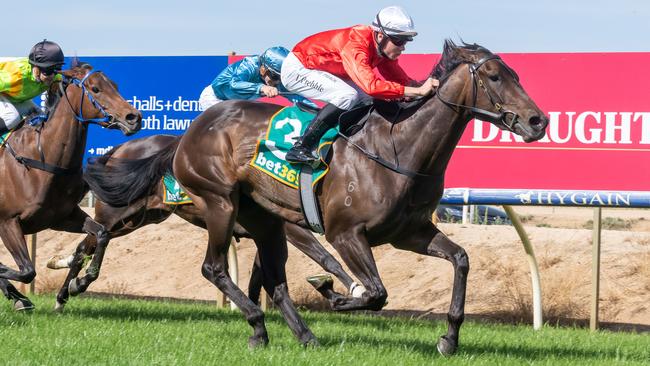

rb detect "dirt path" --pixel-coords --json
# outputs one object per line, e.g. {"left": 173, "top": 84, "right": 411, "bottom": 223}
{"left": 1, "top": 206, "right": 648, "bottom": 327}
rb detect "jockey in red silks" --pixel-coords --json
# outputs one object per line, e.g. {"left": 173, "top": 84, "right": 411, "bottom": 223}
{"left": 283, "top": 5, "right": 439, "bottom": 164}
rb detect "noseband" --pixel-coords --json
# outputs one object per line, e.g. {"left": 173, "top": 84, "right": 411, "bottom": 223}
{"left": 437, "top": 55, "right": 521, "bottom": 132}
{"left": 61, "top": 70, "right": 114, "bottom": 125}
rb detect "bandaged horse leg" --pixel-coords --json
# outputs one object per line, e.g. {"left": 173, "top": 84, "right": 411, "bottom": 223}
{"left": 67, "top": 218, "right": 109, "bottom": 297}
{"left": 54, "top": 234, "right": 97, "bottom": 311}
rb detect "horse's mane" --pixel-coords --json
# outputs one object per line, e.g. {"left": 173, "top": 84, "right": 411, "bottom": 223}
{"left": 430, "top": 39, "right": 492, "bottom": 80}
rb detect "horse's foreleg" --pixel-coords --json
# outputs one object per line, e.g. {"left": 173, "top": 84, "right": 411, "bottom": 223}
{"left": 0, "top": 278, "right": 33, "bottom": 311}
{"left": 324, "top": 225, "right": 388, "bottom": 311}
{"left": 394, "top": 221, "right": 469, "bottom": 356}
{"left": 284, "top": 222, "right": 358, "bottom": 300}
{"left": 239, "top": 204, "right": 317, "bottom": 346}
{"left": 0, "top": 219, "right": 36, "bottom": 310}
{"left": 199, "top": 193, "right": 271, "bottom": 348}
{"left": 0, "top": 219, "right": 35, "bottom": 283}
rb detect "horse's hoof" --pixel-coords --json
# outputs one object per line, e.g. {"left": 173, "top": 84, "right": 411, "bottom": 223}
{"left": 248, "top": 335, "right": 269, "bottom": 349}
{"left": 436, "top": 336, "right": 457, "bottom": 356}
{"left": 54, "top": 301, "right": 65, "bottom": 313}
{"left": 306, "top": 274, "right": 333, "bottom": 291}
{"left": 14, "top": 298, "right": 35, "bottom": 312}
{"left": 46, "top": 255, "right": 68, "bottom": 270}
{"left": 301, "top": 336, "right": 320, "bottom": 348}
{"left": 68, "top": 278, "right": 81, "bottom": 296}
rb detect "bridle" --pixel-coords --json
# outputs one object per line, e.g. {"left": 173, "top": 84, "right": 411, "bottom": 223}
{"left": 61, "top": 70, "right": 115, "bottom": 126}
{"left": 3, "top": 70, "right": 117, "bottom": 175}
{"left": 436, "top": 54, "right": 524, "bottom": 134}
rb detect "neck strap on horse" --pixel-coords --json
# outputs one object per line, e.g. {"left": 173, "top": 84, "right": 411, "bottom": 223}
{"left": 3, "top": 140, "right": 81, "bottom": 175}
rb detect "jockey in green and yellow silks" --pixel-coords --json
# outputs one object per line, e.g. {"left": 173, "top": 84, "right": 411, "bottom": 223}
{"left": 0, "top": 40, "right": 64, "bottom": 134}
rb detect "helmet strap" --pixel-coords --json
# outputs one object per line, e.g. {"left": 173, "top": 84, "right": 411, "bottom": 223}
{"left": 374, "top": 32, "right": 390, "bottom": 59}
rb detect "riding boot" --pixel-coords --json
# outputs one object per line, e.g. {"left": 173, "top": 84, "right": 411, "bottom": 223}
{"left": 286, "top": 104, "right": 345, "bottom": 164}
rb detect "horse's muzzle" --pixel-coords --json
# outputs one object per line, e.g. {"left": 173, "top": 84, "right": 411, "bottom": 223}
{"left": 515, "top": 115, "right": 548, "bottom": 142}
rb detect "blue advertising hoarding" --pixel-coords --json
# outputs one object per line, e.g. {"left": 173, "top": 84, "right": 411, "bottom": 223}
{"left": 63, "top": 56, "right": 228, "bottom": 163}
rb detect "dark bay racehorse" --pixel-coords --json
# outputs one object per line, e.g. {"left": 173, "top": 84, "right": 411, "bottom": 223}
{"left": 48, "top": 134, "right": 357, "bottom": 311}
{"left": 0, "top": 62, "right": 141, "bottom": 310}
{"left": 88, "top": 41, "right": 548, "bottom": 353}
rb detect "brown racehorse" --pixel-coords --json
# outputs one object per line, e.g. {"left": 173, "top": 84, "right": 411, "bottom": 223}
{"left": 0, "top": 62, "right": 141, "bottom": 311}
{"left": 86, "top": 41, "right": 548, "bottom": 353}
{"left": 48, "top": 134, "right": 357, "bottom": 311}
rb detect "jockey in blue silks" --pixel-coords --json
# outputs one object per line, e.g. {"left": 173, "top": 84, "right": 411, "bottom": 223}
{"left": 199, "top": 46, "right": 315, "bottom": 110}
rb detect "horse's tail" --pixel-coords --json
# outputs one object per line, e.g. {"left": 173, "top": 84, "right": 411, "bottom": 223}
{"left": 84, "top": 137, "right": 180, "bottom": 207}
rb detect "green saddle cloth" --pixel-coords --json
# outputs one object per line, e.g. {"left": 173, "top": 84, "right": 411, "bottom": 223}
{"left": 162, "top": 173, "right": 193, "bottom": 205}
{"left": 1, "top": 131, "right": 11, "bottom": 147}
{"left": 250, "top": 105, "right": 338, "bottom": 189}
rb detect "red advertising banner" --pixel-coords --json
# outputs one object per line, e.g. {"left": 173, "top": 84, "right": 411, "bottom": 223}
{"left": 398, "top": 53, "right": 650, "bottom": 191}
{"left": 233, "top": 52, "right": 650, "bottom": 192}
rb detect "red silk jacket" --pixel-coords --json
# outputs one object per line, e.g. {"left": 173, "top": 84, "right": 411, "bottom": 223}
{"left": 292, "top": 25, "right": 413, "bottom": 99}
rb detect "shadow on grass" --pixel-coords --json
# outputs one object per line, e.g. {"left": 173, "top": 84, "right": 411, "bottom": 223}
{"left": 314, "top": 332, "right": 643, "bottom": 362}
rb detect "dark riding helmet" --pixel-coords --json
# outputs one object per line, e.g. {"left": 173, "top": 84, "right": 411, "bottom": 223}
{"left": 260, "top": 46, "right": 289, "bottom": 79}
{"left": 28, "top": 39, "right": 65, "bottom": 69}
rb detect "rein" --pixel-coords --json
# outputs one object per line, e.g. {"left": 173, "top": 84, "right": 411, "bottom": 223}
{"left": 61, "top": 70, "right": 113, "bottom": 125}
{"left": 337, "top": 55, "right": 520, "bottom": 180}
{"left": 336, "top": 98, "right": 436, "bottom": 179}
{"left": 436, "top": 55, "right": 522, "bottom": 133}
{"left": 4, "top": 70, "right": 115, "bottom": 175}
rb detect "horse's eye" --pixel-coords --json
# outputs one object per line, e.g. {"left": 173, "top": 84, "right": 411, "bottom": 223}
{"left": 489, "top": 74, "right": 500, "bottom": 82}
{"left": 92, "top": 86, "right": 100, "bottom": 93}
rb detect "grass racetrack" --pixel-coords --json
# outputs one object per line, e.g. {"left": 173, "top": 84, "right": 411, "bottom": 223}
{"left": 0, "top": 295, "right": 647, "bottom": 365}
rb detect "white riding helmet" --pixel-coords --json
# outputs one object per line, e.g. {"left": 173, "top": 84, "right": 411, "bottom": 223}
{"left": 371, "top": 6, "right": 418, "bottom": 41}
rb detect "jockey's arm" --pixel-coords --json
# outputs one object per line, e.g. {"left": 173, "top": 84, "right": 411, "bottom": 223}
{"left": 228, "top": 60, "right": 264, "bottom": 98}
{"left": 404, "top": 78, "right": 438, "bottom": 97}
{"left": 341, "top": 42, "right": 405, "bottom": 99}
{"left": 278, "top": 85, "right": 318, "bottom": 108}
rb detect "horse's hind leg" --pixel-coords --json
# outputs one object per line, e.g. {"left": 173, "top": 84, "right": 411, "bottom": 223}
{"left": 238, "top": 202, "right": 317, "bottom": 346}
{"left": 66, "top": 218, "right": 109, "bottom": 297}
{"left": 247, "top": 253, "right": 263, "bottom": 304}
{"left": 393, "top": 221, "right": 469, "bottom": 356}
{"left": 53, "top": 234, "right": 96, "bottom": 312}
{"left": 247, "top": 222, "right": 358, "bottom": 308}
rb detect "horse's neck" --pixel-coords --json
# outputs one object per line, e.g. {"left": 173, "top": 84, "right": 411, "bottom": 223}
{"left": 40, "top": 90, "right": 88, "bottom": 168}
{"left": 369, "top": 84, "right": 472, "bottom": 180}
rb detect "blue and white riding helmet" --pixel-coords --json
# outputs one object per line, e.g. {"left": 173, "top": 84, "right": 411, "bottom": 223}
{"left": 259, "top": 46, "right": 289, "bottom": 79}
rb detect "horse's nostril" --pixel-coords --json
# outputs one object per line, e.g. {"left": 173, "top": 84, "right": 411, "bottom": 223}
{"left": 126, "top": 113, "right": 141, "bottom": 123}
{"left": 529, "top": 116, "right": 546, "bottom": 129}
